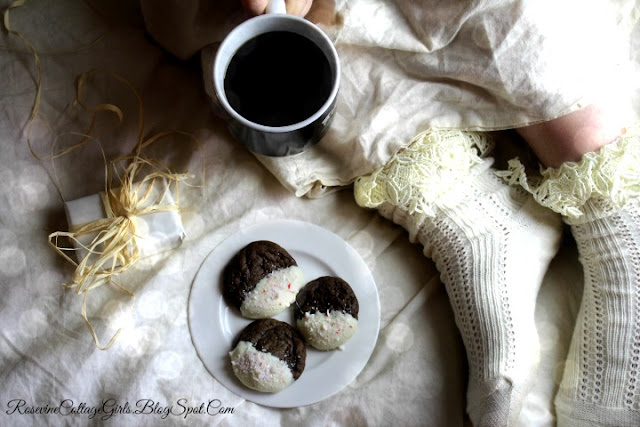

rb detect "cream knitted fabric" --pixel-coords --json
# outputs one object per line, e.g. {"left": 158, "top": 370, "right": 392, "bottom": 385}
{"left": 499, "top": 128, "right": 640, "bottom": 426}
{"left": 354, "top": 130, "right": 563, "bottom": 426}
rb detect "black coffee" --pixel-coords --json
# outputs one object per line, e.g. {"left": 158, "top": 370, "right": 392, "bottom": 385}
{"left": 224, "top": 31, "right": 332, "bottom": 127}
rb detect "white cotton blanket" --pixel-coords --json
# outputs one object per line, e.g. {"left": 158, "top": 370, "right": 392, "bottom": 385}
{"left": 0, "top": 1, "right": 638, "bottom": 426}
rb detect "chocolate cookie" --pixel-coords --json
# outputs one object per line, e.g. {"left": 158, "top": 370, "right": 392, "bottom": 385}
{"left": 229, "top": 319, "right": 306, "bottom": 392}
{"left": 294, "top": 276, "right": 359, "bottom": 350}
{"left": 223, "top": 240, "right": 305, "bottom": 318}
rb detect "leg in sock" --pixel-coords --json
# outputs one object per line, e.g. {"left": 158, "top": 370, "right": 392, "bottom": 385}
{"left": 558, "top": 196, "right": 640, "bottom": 426}
{"left": 354, "top": 129, "right": 563, "bottom": 426}
{"left": 506, "top": 116, "right": 640, "bottom": 426}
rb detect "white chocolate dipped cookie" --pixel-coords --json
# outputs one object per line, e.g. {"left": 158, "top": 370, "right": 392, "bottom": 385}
{"left": 223, "top": 241, "right": 304, "bottom": 318}
{"left": 294, "top": 276, "right": 359, "bottom": 350}
{"left": 229, "top": 319, "right": 306, "bottom": 392}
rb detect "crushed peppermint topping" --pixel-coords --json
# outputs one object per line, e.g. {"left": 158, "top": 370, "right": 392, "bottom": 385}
{"left": 297, "top": 310, "right": 358, "bottom": 351}
{"left": 229, "top": 341, "right": 294, "bottom": 392}
{"left": 240, "top": 266, "right": 304, "bottom": 318}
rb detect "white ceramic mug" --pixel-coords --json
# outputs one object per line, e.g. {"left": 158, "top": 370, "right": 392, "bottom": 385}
{"left": 213, "top": 0, "right": 340, "bottom": 157}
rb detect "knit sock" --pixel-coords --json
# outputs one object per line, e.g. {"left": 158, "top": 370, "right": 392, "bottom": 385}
{"left": 354, "top": 130, "right": 563, "bottom": 426}
{"left": 499, "top": 126, "right": 640, "bottom": 426}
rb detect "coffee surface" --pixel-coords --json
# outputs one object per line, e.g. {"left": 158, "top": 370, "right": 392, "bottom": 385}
{"left": 224, "top": 31, "right": 332, "bottom": 127}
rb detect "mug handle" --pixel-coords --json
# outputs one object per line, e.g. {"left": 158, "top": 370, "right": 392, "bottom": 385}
{"left": 266, "top": 0, "right": 287, "bottom": 14}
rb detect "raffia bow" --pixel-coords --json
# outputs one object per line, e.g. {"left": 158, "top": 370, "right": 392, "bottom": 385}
{"left": 48, "top": 152, "right": 194, "bottom": 349}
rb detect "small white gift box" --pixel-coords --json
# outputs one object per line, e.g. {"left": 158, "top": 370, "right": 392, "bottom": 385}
{"left": 63, "top": 178, "right": 186, "bottom": 264}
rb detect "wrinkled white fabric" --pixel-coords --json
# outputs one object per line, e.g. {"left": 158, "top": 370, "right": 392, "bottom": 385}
{"left": 250, "top": 0, "right": 637, "bottom": 196}
{"left": 0, "top": 0, "right": 638, "bottom": 426}
{"left": 190, "top": 0, "right": 639, "bottom": 195}
{"left": 0, "top": 2, "right": 465, "bottom": 425}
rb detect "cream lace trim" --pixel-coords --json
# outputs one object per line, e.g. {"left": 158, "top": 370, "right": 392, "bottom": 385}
{"left": 354, "top": 129, "right": 493, "bottom": 217}
{"left": 497, "top": 125, "right": 640, "bottom": 221}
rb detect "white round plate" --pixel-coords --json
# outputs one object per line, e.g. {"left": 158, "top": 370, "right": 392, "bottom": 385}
{"left": 188, "top": 219, "right": 380, "bottom": 408}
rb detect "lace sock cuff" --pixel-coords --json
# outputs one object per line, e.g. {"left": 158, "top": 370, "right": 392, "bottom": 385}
{"left": 354, "top": 129, "right": 494, "bottom": 217}
{"left": 497, "top": 124, "right": 640, "bottom": 224}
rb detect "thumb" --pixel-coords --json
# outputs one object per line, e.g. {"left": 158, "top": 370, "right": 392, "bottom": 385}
{"left": 284, "top": 0, "right": 313, "bottom": 17}
{"left": 241, "top": 0, "right": 269, "bottom": 16}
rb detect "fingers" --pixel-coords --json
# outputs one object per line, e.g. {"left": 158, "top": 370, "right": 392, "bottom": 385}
{"left": 241, "top": 0, "right": 268, "bottom": 15}
{"left": 286, "top": 0, "right": 313, "bottom": 17}
{"left": 241, "top": 0, "right": 313, "bottom": 17}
